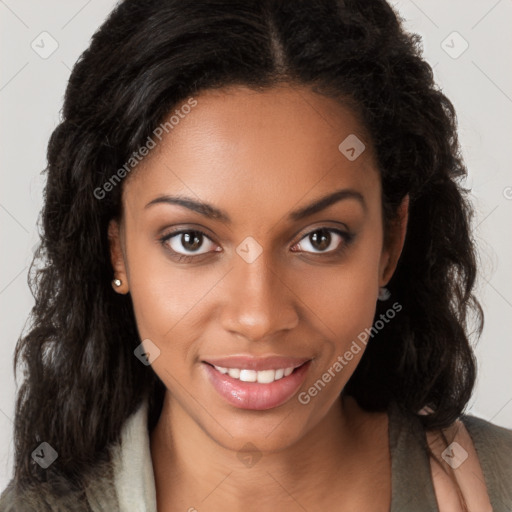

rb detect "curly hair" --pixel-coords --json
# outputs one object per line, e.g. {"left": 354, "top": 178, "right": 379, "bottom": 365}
{"left": 10, "top": 0, "right": 482, "bottom": 491}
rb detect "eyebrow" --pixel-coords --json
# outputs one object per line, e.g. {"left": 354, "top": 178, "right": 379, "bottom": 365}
{"left": 144, "top": 188, "right": 366, "bottom": 223}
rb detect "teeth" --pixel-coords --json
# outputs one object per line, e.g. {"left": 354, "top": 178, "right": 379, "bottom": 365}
{"left": 213, "top": 365, "right": 298, "bottom": 383}
{"left": 256, "top": 369, "right": 275, "bottom": 384}
{"left": 227, "top": 368, "right": 240, "bottom": 379}
{"left": 239, "top": 369, "right": 257, "bottom": 382}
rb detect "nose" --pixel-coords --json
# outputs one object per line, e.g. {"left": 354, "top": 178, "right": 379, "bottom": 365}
{"left": 219, "top": 251, "right": 299, "bottom": 342}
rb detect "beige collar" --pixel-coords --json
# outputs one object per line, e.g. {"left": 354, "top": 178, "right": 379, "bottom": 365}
{"left": 111, "top": 399, "right": 157, "bottom": 511}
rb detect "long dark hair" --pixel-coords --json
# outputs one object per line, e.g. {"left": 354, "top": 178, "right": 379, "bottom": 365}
{"left": 10, "top": 0, "right": 482, "bottom": 491}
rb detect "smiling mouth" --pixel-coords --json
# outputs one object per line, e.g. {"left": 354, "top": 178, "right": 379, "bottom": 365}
{"left": 202, "top": 359, "right": 312, "bottom": 410}
{"left": 203, "top": 361, "right": 308, "bottom": 384}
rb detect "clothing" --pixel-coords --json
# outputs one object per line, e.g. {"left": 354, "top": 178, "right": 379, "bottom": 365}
{"left": 388, "top": 401, "right": 512, "bottom": 511}
{"left": 1, "top": 399, "right": 511, "bottom": 511}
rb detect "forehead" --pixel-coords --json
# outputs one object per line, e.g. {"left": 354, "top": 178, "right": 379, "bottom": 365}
{"left": 123, "top": 84, "right": 379, "bottom": 223}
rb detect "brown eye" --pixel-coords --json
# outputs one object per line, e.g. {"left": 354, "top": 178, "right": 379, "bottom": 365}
{"left": 293, "top": 228, "right": 351, "bottom": 254}
{"left": 309, "top": 229, "right": 332, "bottom": 251}
{"left": 162, "top": 230, "right": 217, "bottom": 256}
{"left": 180, "top": 232, "right": 203, "bottom": 251}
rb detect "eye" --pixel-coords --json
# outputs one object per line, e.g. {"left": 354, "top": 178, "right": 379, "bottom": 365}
{"left": 292, "top": 228, "right": 352, "bottom": 255}
{"left": 160, "top": 229, "right": 219, "bottom": 259}
{"left": 160, "top": 226, "right": 353, "bottom": 263}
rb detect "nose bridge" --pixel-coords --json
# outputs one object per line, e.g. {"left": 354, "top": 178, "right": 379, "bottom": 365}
{"left": 220, "top": 245, "right": 298, "bottom": 341}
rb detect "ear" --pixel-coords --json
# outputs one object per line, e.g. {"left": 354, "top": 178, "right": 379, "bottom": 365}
{"left": 379, "top": 194, "right": 409, "bottom": 287}
{"left": 108, "top": 218, "right": 129, "bottom": 294}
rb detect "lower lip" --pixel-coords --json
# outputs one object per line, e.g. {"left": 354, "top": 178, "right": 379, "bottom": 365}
{"left": 203, "top": 361, "right": 311, "bottom": 410}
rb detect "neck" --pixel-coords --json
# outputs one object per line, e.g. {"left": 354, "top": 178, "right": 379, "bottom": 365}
{"left": 150, "top": 393, "right": 390, "bottom": 510}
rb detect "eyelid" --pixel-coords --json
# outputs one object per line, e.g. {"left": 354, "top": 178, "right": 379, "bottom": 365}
{"left": 292, "top": 221, "right": 350, "bottom": 242}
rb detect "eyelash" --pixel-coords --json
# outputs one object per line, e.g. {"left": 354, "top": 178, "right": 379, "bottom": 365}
{"left": 159, "top": 227, "right": 354, "bottom": 263}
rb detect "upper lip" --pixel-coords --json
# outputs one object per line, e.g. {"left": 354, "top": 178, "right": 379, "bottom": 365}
{"left": 202, "top": 355, "right": 312, "bottom": 371}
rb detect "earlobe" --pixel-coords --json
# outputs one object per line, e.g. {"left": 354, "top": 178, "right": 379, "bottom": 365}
{"left": 108, "top": 219, "right": 129, "bottom": 294}
{"left": 379, "top": 194, "right": 409, "bottom": 287}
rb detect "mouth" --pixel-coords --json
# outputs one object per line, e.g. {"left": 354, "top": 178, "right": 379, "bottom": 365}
{"left": 202, "top": 358, "right": 312, "bottom": 411}
{"left": 203, "top": 361, "right": 306, "bottom": 383}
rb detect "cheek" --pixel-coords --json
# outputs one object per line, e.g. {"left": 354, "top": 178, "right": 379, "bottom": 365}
{"left": 124, "top": 233, "right": 221, "bottom": 343}
{"left": 292, "top": 237, "right": 382, "bottom": 410}
{"left": 129, "top": 268, "right": 225, "bottom": 345}
{"left": 296, "top": 236, "right": 382, "bottom": 344}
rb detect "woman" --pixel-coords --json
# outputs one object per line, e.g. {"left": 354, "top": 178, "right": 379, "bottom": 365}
{"left": 1, "top": 0, "right": 511, "bottom": 510}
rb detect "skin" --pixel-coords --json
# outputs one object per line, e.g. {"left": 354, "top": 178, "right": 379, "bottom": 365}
{"left": 109, "top": 84, "right": 409, "bottom": 511}
{"left": 427, "top": 422, "right": 493, "bottom": 511}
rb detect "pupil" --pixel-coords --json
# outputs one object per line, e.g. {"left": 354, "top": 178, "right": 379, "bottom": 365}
{"left": 182, "top": 231, "right": 202, "bottom": 251}
{"left": 311, "top": 229, "right": 330, "bottom": 251}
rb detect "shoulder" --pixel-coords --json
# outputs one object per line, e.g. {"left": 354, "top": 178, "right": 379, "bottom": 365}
{"left": 426, "top": 413, "right": 512, "bottom": 511}
{"left": 0, "top": 457, "right": 120, "bottom": 512}
{"left": 460, "top": 413, "right": 512, "bottom": 459}
{"left": 460, "top": 414, "right": 512, "bottom": 504}
{"left": 0, "top": 477, "right": 86, "bottom": 512}
{"left": 0, "top": 402, "right": 148, "bottom": 512}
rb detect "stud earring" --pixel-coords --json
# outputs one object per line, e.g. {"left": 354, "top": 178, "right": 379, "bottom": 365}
{"left": 112, "top": 278, "right": 122, "bottom": 287}
{"left": 378, "top": 287, "right": 391, "bottom": 301}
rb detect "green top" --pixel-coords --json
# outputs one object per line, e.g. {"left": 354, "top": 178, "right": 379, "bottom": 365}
{"left": 1, "top": 399, "right": 511, "bottom": 511}
{"left": 388, "top": 401, "right": 512, "bottom": 511}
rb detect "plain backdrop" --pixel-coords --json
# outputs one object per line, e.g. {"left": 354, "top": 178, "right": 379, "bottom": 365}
{"left": 1, "top": 0, "right": 511, "bottom": 490}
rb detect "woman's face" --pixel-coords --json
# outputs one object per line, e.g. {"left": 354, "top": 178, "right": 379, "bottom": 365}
{"left": 109, "top": 84, "right": 407, "bottom": 452}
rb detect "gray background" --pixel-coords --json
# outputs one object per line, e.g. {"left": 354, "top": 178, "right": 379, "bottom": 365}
{"left": 1, "top": 0, "right": 511, "bottom": 490}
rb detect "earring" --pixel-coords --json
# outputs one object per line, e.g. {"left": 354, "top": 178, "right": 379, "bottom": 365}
{"left": 112, "top": 278, "right": 122, "bottom": 287}
{"left": 378, "top": 287, "right": 390, "bottom": 301}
